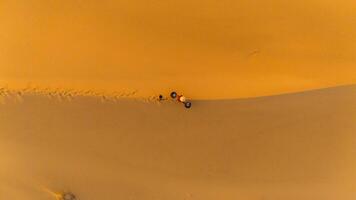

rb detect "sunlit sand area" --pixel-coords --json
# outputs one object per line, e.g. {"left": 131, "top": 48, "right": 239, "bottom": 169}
{"left": 1, "top": 0, "right": 356, "bottom": 98}
{"left": 1, "top": 0, "right": 356, "bottom": 199}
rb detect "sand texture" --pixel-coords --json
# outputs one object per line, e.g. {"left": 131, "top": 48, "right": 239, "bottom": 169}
{"left": 0, "top": 85, "right": 355, "bottom": 199}
{"left": 1, "top": 0, "right": 356, "bottom": 99}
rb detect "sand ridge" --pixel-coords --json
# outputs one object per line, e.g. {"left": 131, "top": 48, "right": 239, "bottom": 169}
{"left": 0, "top": 85, "right": 157, "bottom": 104}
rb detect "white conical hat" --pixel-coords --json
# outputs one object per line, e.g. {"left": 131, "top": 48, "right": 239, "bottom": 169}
{"left": 179, "top": 96, "right": 186, "bottom": 102}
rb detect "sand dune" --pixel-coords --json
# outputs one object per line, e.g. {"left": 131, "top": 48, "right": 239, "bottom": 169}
{"left": 1, "top": 0, "right": 356, "bottom": 99}
{"left": 1, "top": 1, "right": 355, "bottom": 198}
{"left": 0, "top": 85, "right": 355, "bottom": 199}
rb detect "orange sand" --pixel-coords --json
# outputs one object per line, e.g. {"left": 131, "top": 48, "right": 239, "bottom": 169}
{"left": 1, "top": 0, "right": 356, "bottom": 99}
{"left": 1, "top": 1, "right": 356, "bottom": 199}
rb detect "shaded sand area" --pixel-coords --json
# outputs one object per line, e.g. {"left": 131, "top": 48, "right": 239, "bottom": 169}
{"left": 0, "top": 85, "right": 356, "bottom": 199}
{"left": 1, "top": 0, "right": 356, "bottom": 99}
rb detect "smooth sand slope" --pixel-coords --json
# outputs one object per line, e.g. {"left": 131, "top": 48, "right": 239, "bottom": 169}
{"left": 1, "top": 0, "right": 356, "bottom": 99}
{"left": 0, "top": 85, "right": 356, "bottom": 199}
